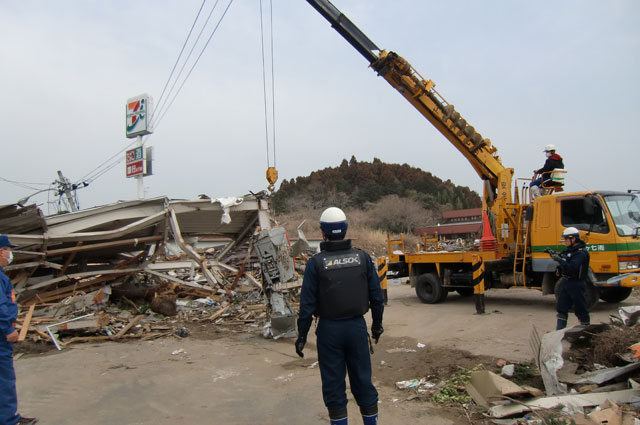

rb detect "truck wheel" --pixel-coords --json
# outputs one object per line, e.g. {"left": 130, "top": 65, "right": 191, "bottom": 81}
{"left": 415, "top": 273, "right": 445, "bottom": 304}
{"left": 599, "top": 287, "right": 632, "bottom": 303}
{"left": 456, "top": 288, "right": 474, "bottom": 297}
{"left": 554, "top": 276, "right": 599, "bottom": 311}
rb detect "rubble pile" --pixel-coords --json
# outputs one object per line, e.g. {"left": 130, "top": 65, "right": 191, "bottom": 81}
{"left": 473, "top": 308, "right": 640, "bottom": 423}
{"left": 388, "top": 308, "right": 640, "bottom": 424}
{"left": 1, "top": 194, "right": 306, "bottom": 350}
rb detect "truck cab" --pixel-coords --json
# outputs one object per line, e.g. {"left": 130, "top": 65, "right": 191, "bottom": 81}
{"left": 531, "top": 191, "right": 640, "bottom": 302}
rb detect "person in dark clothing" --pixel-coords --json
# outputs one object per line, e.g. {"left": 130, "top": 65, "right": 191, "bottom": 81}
{"left": 0, "top": 235, "right": 39, "bottom": 425}
{"left": 530, "top": 144, "right": 564, "bottom": 200}
{"left": 295, "top": 207, "right": 384, "bottom": 425}
{"left": 547, "top": 227, "right": 591, "bottom": 330}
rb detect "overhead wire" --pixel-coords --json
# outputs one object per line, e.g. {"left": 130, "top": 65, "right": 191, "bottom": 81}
{"left": 0, "top": 177, "right": 49, "bottom": 191}
{"left": 151, "top": 0, "right": 220, "bottom": 128}
{"left": 153, "top": 0, "right": 235, "bottom": 131}
{"left": 149, "top": 0, "right": 208, "bottom": 126}
{"left": 74, "top": 138, "right": 138, "bottom": 185}
{"left": 69, "top": 0, "right": 215, "bottom": 190}
{"left": 30, "top": 0, "right": 233, "bottom": 203}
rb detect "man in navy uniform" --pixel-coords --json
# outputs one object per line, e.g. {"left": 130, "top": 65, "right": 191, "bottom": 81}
{"left": 548, "top": 227, "right": 591, "bottom": 330}
{"left": 295, "top": 207, "right": 384, "bottom": 425}
{"left": 1, "top": 235, "right": 38, "bottom": 424}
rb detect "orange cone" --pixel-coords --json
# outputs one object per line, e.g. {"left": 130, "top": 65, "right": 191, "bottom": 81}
{"left": 480, "top": 210, "right": 497, "bottom": 252}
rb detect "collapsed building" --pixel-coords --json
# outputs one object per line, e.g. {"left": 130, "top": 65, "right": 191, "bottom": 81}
{"left": 0, "top": 193, "right": 305, "bottom": 348}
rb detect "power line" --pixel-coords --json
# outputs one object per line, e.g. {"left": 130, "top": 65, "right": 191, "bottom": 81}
{"left": 152, "top": 0, "right": 224, "bottom": 128}
{"left": 0, "top": 177, "right": 50, "bottom": 191}
{"left": 74, "top": 138, "right": 138, "bottom": 185}
{"left": 153, "top": 0, "right": 235, "bottom": 130}
{"left": 149, "top": 0, "right": 209, "bottom": 126}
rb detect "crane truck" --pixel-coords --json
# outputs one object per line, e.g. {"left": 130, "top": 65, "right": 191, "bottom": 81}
{"left": 306, "top": 0, "right": 640, "bottom": 309}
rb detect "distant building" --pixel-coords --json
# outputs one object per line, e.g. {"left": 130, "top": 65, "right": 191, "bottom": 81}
{"left": 414, "top": 208, "right": 482, "bottom": 240}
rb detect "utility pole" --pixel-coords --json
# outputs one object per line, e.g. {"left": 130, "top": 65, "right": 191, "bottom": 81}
{"left": 56, "top": 170, "right": 79, "bottom": 212}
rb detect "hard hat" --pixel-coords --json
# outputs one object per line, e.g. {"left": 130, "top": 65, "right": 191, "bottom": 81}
{"left": 562, "top": 227, "right": 580, "bottom": 239}
{"left": 320, "top": 207, "right": 348, "bottom": 240}
{"left": 543, "top": 144, "right": 556, "bottom": 152}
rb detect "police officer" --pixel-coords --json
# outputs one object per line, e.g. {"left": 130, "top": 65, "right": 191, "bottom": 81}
{"left": 1, "top": 235, "right": 38, "bottom": 425}
{"left": 548, "top": 227, "right": 591, "bottom": 330}
{"left": 295, "top": 207, "right": 384, "bottom": 425}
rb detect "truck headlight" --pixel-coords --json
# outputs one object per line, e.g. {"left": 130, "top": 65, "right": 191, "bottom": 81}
{"left": 619, "top": 258, "right": 640, "bottom": 271}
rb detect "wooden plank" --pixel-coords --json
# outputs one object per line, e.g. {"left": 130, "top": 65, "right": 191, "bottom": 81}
{"left": 17, "top": 304, "right": 35, "bottom": 342}
{"left": 61, "top": 334, "right": 139, "bottom": 346}
{"left": 25, "top": 267, "right": 141, "bottom": 291}
{"left": 114, "top": 315, "right": 145, "bottom": 339}
{"left": 207, "top": 305, "right": 230, "bottom": 321}
{"left": 230, "top": 244, "right": 253, "bottom": 289}
{"left": 20, "top": 272, "right": 130, "bottom": 305}
{"left": 45, "top": 235, "right": 163, "bottom": 256}
{"left": 59, "top": 242, "right": 82, "bottom": 275}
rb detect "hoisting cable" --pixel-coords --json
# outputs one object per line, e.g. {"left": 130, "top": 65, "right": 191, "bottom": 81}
{"left": 260, "top": 0, "right": 278, "bottom": 192}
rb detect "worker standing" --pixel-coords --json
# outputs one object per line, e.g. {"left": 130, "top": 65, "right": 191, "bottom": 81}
{"left": 295, "top": 207, "right": 384, "bottom": 425}
{"left": 0, "top": 235, "right": 39, "bottom": 425}
{"left": 547, "top": 227, "right": 591, "bottom": 330}
{"left": 530, "top": 144, "right": 564, "bottom": 200}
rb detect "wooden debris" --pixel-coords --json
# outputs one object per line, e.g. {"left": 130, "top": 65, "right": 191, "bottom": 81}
{"left": 207, "top": 305, "right": 231, "bottom": 321}
{"left": 114, "top": 315, "right": 145, "bottom": 339}
{"left": 17, "top": 304, "right": 35, "bottom": 342}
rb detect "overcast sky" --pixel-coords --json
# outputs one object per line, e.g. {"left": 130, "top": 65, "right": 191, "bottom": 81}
{"left": 1, "top": 1, "right": 638, "bottom": 213}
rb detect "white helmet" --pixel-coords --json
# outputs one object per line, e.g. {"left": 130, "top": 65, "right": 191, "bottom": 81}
{"left": 320, "top": 207, "right": 348, "bottom": 240}
{"left": 562, "top": 227, "right": 580, "bottom": 239}
{"left": 543, "top": 144, "right": 556, "bottom": 152}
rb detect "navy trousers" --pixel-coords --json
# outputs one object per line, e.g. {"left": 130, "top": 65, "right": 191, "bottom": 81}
{"left": 316, "top": 316, "right": 378, "bottom": 412}
{"left": 0, "top": 340, "right": 19, "bottom": 425}
{"left": 556, "top": 279, "right": 590, "bottom": 327}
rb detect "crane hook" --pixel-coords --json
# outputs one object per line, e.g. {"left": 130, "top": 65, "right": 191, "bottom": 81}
{"left": 266, "top": 166, "right": 278, "bottom": 192}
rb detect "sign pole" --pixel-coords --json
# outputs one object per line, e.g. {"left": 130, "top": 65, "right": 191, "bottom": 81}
{"left": 136, "top": 135, "right": 144, "bottom": 199}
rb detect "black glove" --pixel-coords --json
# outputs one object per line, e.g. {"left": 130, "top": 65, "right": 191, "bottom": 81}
{"left": 371, "top": 324, "right": 384, "bottom": 344}
{"left": 295, "top": 336, "right": 306, "bottom": 358}
{"left": 544, "top": 248, "right": 556, "bottom": 256}
{"left": 551, "top": 254, "right": 563, "bottom": 263}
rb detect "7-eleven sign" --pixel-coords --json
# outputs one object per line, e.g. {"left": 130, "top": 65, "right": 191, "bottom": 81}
{"left": 126, "top": 94, "right": 153, "bottom": 138}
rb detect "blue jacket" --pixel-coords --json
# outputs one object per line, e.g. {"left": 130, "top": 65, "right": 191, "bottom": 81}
{"left": 0, "top": 267, "right": 17, "bottom": 337}
{"left": 297, "top": 239, "right": 383, "bottom": 341}
{"left": 557, "top": 240, "right": 590, "bottom": 282}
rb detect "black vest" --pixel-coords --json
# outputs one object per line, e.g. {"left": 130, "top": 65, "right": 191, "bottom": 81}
{"left": 313, "top": 240, "right": 369, "bottom": 319}
{"left": 561, "top": 242, "right": 590, "bottom": 280}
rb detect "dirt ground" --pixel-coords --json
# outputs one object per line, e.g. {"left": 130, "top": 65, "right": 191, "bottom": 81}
{"left": 13, "top": 282, "right": 639, "bottom": 425}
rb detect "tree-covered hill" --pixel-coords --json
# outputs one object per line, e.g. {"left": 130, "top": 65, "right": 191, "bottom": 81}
{"left": 272, "top": 156, "right": 481, "bottom": 214}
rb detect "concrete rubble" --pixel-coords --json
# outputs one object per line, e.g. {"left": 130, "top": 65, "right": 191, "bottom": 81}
{"left": 0, "top": 193, "right": 310, "bottom": 349}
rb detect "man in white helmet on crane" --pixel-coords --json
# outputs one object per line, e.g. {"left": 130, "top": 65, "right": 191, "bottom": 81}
{"left": 295, "top": 207, "right": 384, "bottom": 425}
{"left": 530, "top": 144, "right": 564, "bottom": 200}
{"left": 546, "top": 227, "right": 591, "bottom": 330}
